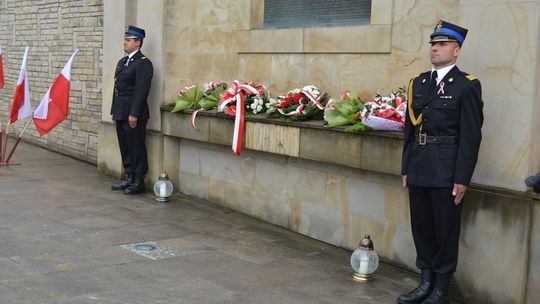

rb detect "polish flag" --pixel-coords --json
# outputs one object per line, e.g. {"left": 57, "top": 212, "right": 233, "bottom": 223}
{"left": 0, "top": 45, "right": 4, "bottom": 89}
{"left": 8, "top": 46, "right": 31, "bottom": 124}
{"left": 33, "top": 49, "right": 78, "bottom": 136}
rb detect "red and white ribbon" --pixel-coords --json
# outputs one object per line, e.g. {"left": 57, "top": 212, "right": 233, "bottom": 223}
{"left": 218, "top": 80, "right": 259, "bottom": 156}
{"left": 278, "top": 103, "right": 305, "bottom": 116}
{"left": 437, "top": 82, "right": 445, "bottom": 95}
{"left": 302, "top": 89, "right": 324, "bottom": 110}
{"left": 190, "top": 109, "right": 200, "bottom": 129}
{"left": 276, "top": 88, "right": 322, "bottom": 116}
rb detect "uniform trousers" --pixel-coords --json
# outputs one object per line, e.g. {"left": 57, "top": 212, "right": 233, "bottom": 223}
{"left": 115, "top": 119, "right": 148, "bottom": 176}
{"left": 408, "top": 186, "right": 462, "bottom": 274}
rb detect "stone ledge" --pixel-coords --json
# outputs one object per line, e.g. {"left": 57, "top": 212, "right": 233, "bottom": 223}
{"left": 161, "top": 110, "right": 403, "bottom": 176}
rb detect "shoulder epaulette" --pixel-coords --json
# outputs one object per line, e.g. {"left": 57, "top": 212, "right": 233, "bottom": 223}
{"left": 410, "top": 73, "right": 422, "bottom": 82}
{"left": 465, "top": 74, "right": 477, "bottom": 81}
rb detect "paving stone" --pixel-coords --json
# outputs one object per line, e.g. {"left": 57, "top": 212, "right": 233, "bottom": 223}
{"left": 0, "top": 143, "right": 420, "bottom": 304}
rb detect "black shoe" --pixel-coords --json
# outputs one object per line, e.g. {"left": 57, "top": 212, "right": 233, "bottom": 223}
{"left": 123, "top": 177, "right": 145, "bottom": 195}
{"left": 422, "top": 273, "right": 451, "bottom": 304}
{"left": 397, "top": 270, "right": 434, "bottom": 304}
{"left": 111, "top": 174, "right": 134, "bottom": 191}
{"left": 422, "top": 287, "right": 449, "bottom": 304}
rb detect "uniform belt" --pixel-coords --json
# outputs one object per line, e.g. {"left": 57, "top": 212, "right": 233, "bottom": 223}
{"left": 415, "top": 134, "right": 458, "bottom": 145}
{"left": 114, "top": 89, "right": 133, "bottom": 97}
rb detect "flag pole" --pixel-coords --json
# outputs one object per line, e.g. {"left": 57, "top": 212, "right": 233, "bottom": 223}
{"left": 2, "top": 121, "right": 11, "bottom": 163}
{"left": 5, "top": 119, "right": 31, "bottom": 164}
{"left": 0, "top": 118, "right": 3, "bottom": 162}
{"left": 3, "top": 79, "right": 14, "bottom": 163}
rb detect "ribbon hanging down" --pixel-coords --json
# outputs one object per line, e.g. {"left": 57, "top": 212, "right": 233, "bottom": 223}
{"left": 190, "top": 109, "right": 200, "bottom": 129}
{"left": 218, "top": 80, "right": 259, "bottom": 156}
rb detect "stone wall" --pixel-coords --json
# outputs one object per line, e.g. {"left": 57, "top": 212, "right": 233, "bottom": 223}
{"left": 156, "top": 0, "right": 540, "bottom": 192}
{"left": 98, "top": 0, "right": 540, "bottom": 191}
{"left": 160, "top": 111, "right": 536, "bottom": 304}
{"left": 0, "top": 0, "right": 103, "bottom": 163}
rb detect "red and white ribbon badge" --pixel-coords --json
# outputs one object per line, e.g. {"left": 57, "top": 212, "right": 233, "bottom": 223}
{"left": 437, "top": 82, "right": 445, "bottom": 95}
{"left": 218, "top": 80, "right": 259, "bottom": 156}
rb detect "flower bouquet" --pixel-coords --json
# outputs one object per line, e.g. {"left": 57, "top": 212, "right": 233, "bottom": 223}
{"left": 324, "top": 91, "right": 365, "bottom": 128}
{"left": 171, "top": 84, "right": 204, "bottom": 113}
{"left": 269, "top": 85, "right": 329, "bottom": 121}
{"left": 218, "top": 81, "right": 267, "bottom": 116}
{"left": 198, "top": 81, "right": 227, "bottom": 111}
{"left": 244, "top": 83, "right": 271, "bottom": 115}
{"left": 218, "top": 80, "right": 264, "bottom": 155}
{"left": 359, "top": 88, "right": 407, "bottom": 131}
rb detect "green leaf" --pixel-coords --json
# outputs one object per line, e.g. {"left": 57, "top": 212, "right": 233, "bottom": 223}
{"left": 345, "top": 113, "right": 359, "bottom": 124}
{"left": 198, "top": 98, "right": 218, "bottom": 110}
{"left": 345, "top": 123, "right": 371, "bottom": 132}
{"left": 197, "top": 86, "right": 226, "bottom": 110}
{"left": 184, "top": 86, "right": 204, "bottom": 104}
{"left": 334, "top": 100, "right": 356, "bottom": 116}
{"left": 325, "top": 110, "right": 351, "bottom": 127}
{"left": 171, "top": 96, "right": 193, "bottom": 113}
{"left": 171, "top": 86, "right": 205, "bottom": 112}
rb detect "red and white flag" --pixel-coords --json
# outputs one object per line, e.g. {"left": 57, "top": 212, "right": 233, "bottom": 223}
{"left": 8, "top": 46, "right": 31, "bottom": 124}
{"left": 0, "top": 44, "right": 4, "bottom": 89}
{"left": 33, "top": 49, "right": 78, "bottom": 136}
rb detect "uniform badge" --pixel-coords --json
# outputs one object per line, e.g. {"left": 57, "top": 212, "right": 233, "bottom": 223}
{"left": 437, "top": 82, "right": 445, "bottom": 95}
{"left": 448, "top": 78, "right": 454, "bottom": 83}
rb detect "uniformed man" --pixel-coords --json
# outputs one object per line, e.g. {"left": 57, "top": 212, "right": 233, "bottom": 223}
{"left": 398, "top": 21, "right": 483, "bottom": 304}
{"left": 110, "top": 25, "right": 153, "bottom": 195}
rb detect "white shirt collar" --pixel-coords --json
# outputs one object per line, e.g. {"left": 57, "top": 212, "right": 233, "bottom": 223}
{"left": 431, "top": 64, "right": 455, "bottom": 85}
{"left": 126, "top": 49, "right": 139, "bottom": 59}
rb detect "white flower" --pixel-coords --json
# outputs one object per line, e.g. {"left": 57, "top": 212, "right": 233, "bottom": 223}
{"left": 254, "top": 96, "right": 263, "bottom": 106}
{"left": 257, "top": 105, "right": 262, "bottom": 112}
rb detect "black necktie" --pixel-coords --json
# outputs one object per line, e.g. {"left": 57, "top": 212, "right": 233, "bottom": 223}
{"left": 430, "top": 70, "right": 438, "bottom": 91}
{"left": 123, "top": 56, "right": 129, "bottom": 67}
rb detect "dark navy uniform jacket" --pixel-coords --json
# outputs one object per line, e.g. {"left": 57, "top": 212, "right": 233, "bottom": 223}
{"left": 401, "top": 66, "right": 484, "bottom": 187}
{"left": 110, "top": 50, "right": 153, "bottom": 120}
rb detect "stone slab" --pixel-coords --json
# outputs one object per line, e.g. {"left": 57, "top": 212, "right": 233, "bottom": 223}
{"left": 162, "top": 111, "right": 210, "bottom": 142}
{"left": 360, "top": 134, "right": 402, "bottom": 176}
{"left": 299, "top": 128, "right": 362, "bottom": 168}
{"left": 245, "top": 121, "right": 300, "bottom": 157}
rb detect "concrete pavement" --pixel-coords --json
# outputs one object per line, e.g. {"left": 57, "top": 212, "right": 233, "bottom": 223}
{"left": 0, "top": 142, "right": 422, "bottom": 304}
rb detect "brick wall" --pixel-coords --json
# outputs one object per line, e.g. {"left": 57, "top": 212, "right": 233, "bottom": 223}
{"left": 0, "top": 0, "right": 103, "bottom": 163}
